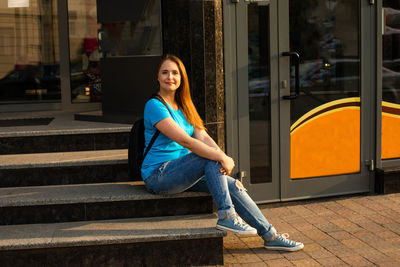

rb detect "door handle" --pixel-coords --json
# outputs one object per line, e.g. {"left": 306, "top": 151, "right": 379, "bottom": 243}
{"left": 281, "top": 51, "right": 300, "bottom": 100}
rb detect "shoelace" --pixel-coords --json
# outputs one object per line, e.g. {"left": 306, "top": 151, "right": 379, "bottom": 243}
{"left": 281, "top": 233, "right": 290, "bottom": 239}
{"left": 233, "top": 216, "right": 247, "bottom": 227}
{"left": 277, "top": 233, "right": 297, "bottom": 246}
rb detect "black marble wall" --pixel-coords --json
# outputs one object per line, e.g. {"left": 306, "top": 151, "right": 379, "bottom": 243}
{"left": 161, "top": 0, "right": 225, "bottom": 150}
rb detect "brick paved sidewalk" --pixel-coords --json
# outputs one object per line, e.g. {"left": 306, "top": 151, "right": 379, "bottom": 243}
{"left": 223, "top": 193, "right": 400, "bottom": 266}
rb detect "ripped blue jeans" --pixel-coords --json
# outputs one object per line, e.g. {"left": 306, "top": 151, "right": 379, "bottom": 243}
{"left": 144, "top": 152, "right": 277, "bottom": 239}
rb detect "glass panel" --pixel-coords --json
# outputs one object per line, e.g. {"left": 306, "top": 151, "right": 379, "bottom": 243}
{"left": 248, "top": 2, "right": 271, "bottom": 184}
{"left": 0, "top": 0, "right": 60, "bottom": 103}
{"left": 68, "top": 0, "right": 162, "bottom": 103}
{"left": 98, "top": 0, "right": 162, "bottom": 57}
{"left": 289, "top": 0, "right": 361, "bottom": 179}
{"left": 68, "top": 0, "right": 101, "bottom": 103}
{"left": 381, "top": 0, "right": 400, "bottom": 159}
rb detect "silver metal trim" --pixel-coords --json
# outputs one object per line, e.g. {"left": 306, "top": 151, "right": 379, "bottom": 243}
{"left": 365, "top": 160, "right": 375, "bottom": 171}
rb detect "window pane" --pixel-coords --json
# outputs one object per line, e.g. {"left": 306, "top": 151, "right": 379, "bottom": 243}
{"left": 0, "top": 0, "right": 60, "bottom": 103}
{"left": 68, "top": 0, "right": 162, "bottom": 103}
{"left": 98, "top": 0, "right": 162, "bottom": 57}
{"left": 383, "top": 0, "right": 400, "bottom": 106}
{"left": 248, "top": 3, "right": 272, "bottom": 184}
{"left": 381, "top": 0, "right": 400, "bottom": 159}
{"left": 68, "top": 0, "right": 101, "bottom": 103}
{"left": 289, "top": 0, "right": 361, "bottom": 179}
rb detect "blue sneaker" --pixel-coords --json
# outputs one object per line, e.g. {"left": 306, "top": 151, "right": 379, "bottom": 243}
{"left": 264, "top": 233, "right": 304, "bottom": 251}
{"left": 216, "top": 215, "right": 257, "bottom": 235}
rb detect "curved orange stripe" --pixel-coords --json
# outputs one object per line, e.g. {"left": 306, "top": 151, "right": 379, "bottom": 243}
{"left": 291, "top": 108, "right": 360, "bottom": 179}
{"left": 291, "top": 97, "right": 360, "bottom": 132}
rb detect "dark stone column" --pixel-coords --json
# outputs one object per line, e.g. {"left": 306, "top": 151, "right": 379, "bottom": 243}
{"left": 161, "top": 0, "right": 225, "bottom": 150}
{"left": 203, "top": 0, "right": 225, "bottom": 152}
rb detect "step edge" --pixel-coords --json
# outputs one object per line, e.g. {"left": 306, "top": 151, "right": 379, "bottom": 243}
{"left": 0, "top": 159, "right": 128, "bottom": 170}
{"left": 376, "top": 167, "right": 400, "bottom": 173}
{"left": 0, "top": 127, "right": 131, "bottom": 138}
{"left": 0, "top": 231, "right": 225, "bottom": 251}
{"left": 0, "top": 215, "right": 226, "bottom": 251}
{"left": 0, "top": 183, "right": 211, "bottom": 207}
{"left": 0, "top": 191, "right": 211, "bottom": 208}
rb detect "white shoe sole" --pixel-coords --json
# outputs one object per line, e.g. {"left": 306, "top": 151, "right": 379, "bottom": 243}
{"left": 264, "top": 243, "right": 304, "bottom": 252}
{"left": 216, "top": 224, "right": 257, "bottom": 235}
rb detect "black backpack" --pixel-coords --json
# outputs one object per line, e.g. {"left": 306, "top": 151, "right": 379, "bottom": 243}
{"left": 128, "top": 94, "right": 171, "bottom": 179}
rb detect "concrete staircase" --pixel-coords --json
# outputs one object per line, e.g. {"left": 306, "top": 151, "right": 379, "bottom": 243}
{"left": 0, "top": 129, "right": 225, "bottom": 266}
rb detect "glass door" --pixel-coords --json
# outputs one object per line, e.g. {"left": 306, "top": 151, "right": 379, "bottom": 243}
{"left": 224, "top": 0, "right": 374, "bottom": 202}
{"left": 278, "top": 0, "right": 372, "bottom": 200}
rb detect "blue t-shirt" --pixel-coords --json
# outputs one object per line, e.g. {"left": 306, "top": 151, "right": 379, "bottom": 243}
{"left": 141, "top": 98, "right": 194, "bottom": 180}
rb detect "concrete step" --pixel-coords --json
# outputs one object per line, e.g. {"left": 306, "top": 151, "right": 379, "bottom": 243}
{"left": 0, "top": 182, "right": 213, "bottom": 225}
{"left": 0, "top": 127, "right": 130, "bottom": 155}
{"left": 0, "top": 214, "right": 225, "bottom": 266}
{"left": 0, "top": 150, "right": 138, "bottom": 187}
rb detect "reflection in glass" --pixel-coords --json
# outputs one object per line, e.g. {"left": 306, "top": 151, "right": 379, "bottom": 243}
{"left": 248, "top": 3, "right": 271, "bottom": 184}
{"left": 98, "top": 0, "right": 161, "bottom": 57}
{"left": 68, "top": 0, "right": 161, "bottom": 103}
{"left": 68, "top": 0, "right": 101, "bottom": 103}
{"left": 0, "top": 0, "right": 60, "bottom": 103}
{"left": 289, "top": 0, "right": 360, "bottom": 124}
{"left": 383, "top": 1, "right": 400, "bottom": 104}
{"left": 381, "top": 1, "right": 400, "bottom": 160}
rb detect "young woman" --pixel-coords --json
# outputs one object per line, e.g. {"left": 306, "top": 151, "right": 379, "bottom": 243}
{"left": 141, "top": 54, "right": 304, "bottom": 252}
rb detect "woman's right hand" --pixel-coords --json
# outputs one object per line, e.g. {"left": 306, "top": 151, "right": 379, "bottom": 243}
{"left": 219, "top": 155, "right": 235, "bottom": 175}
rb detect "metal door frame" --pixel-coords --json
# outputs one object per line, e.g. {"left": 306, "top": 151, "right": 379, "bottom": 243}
{"left": 224, "top": 0, "right": 280, "bottom": 203}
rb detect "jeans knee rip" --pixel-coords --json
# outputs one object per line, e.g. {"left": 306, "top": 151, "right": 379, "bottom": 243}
{"left": 235, "top": 180, "right": 247, "bottom": 193}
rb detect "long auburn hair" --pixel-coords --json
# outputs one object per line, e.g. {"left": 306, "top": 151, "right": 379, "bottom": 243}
{"left": 157, "top": 54, "right": 205, "bottom": 130}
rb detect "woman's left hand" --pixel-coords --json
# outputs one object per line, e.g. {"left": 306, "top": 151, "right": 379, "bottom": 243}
{"left": 219, "top": 155, "right": 235, "bottom": 175}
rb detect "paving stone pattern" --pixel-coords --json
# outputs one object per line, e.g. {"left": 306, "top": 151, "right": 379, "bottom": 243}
{"left": 222, "top": 193, "right": 400, "bottom": 266}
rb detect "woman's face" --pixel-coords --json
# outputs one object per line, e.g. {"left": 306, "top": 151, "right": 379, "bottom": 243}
{"left": 157, "top": 60, "right": 181, "bottom": 93}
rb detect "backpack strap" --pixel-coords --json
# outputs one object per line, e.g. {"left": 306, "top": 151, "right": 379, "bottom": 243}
{"left": 142, "top": 94, "right": 173, "bottom": 160}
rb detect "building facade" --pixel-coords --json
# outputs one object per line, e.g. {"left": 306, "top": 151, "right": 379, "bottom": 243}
{"left": 0, "top": 0, "right": 399, "bottom": 202}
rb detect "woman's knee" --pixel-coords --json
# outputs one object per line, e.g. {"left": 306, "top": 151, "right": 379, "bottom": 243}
{"left": 227, "top": 177, "right": 247, "bottom": 193}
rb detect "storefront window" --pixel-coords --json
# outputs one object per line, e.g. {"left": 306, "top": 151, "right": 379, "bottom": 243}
{"left": 382, "top": 0, "right": 400, "bottom": 159}
{"left": 68, "top": 0, "right": 161, "bottom": 103}
{"left": 0, "top": 0, "right": 60, "bottom": 103}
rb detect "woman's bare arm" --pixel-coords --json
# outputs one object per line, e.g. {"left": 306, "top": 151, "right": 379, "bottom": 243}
{"left": 154, "top": 117, "right": 235, "bottom": 174}
{"left": 192, "top": 128, "right": 221, "bottom": 151}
